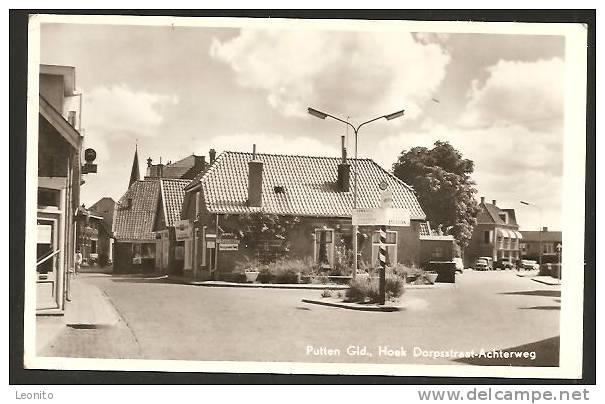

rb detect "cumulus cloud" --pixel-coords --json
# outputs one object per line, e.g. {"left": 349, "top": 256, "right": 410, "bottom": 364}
{"left": 372, "top": 57, "right": 565, "bottom": 230}
{"left": 459, "top": 58, "right": 564, "bottom": 131}
{"left": 210, "top": 29, "right": 450, "bottom": 120}
{"left": 83, "top": 84, "right": 178, "bottom": 136}
{"left": 206, "top": 133, "right": 340, "bottom": 157}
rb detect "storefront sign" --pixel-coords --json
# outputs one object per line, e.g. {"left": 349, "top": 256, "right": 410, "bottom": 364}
{"left": 206, "top": 241, "right": 216, "bottom": 249}
{"left": 352, "top": 208, "right": 410, "bottom": 226}
{"left": 174, "top": 219, "right": 193, "bottom": 241}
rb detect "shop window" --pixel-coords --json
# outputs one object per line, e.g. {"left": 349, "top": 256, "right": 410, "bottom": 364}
{"left": 132, "top": 243, "right": 155, "bottom": 264}
{"left": 314, "top": 229, "right": 335, "bottom": 267}
{"left": 371, "top": 230, "right": 398, "bottom": 267}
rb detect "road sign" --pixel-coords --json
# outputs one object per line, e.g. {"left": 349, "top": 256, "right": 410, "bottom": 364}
{"left": 352, "top": 208, "right": 410, "bottom": 226}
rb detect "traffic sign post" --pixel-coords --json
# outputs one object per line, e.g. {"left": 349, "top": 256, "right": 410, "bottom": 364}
{"left": 378, "top": 225, "right": 387, "bottom": 305}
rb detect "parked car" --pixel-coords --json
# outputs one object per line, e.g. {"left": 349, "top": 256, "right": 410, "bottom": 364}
{"left": 520, "top": 259, "right": 540, "bottom": 271}
{"left": 478, "top": 256, "right": 494, "bottom": 270}
{"left": 474, "top": 258, "right": 489, "bottom": 271}
{"left": 496, "top": 258, "right": 516, "bottom": 270}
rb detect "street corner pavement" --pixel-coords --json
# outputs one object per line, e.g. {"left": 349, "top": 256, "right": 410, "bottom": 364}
{"left": 38, "top": 274, "right": 142, "bottom": 359}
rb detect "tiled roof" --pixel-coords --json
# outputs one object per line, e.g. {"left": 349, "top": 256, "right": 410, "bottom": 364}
{"left": 419, "top": 221, "right": 432, "bottom": 236}
{"left": 520, "top": 230, "right": 562, "bottom": 243}
{"left": 162, "top": 155, "right": 203, "bottom": 179}
{"left": 160, "top": 179, "right": 189, "bottom": 227}
{"left": 478, "top": 203, "right": 519, "bottom": 227}
{"left": 113, "top": 180, "right": 160, "bottom": 241}
{"left": 197, "top": 151, "right": 426, "bottom": 219}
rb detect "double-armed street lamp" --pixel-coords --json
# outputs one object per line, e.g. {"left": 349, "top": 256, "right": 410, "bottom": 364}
{"left": 520, "top": 200, "right": 543, "bottom": 269}
{"left": 308, "top": 107, "right": 405, "bottom": 277}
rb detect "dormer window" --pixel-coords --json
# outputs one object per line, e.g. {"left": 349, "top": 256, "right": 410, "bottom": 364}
{"left": 274, "top": 185, "right": 285, "bottom": 194}
{"left": 499, "top": 212, "right": 508, "bottom": 223}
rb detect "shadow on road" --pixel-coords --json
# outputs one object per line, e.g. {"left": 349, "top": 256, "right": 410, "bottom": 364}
{"left": 518, "top": 305, "right": 560, "bottom": 311}
{"left": 454, "top": 336, "right": 559, "bottom": 367}
{"left": 499, "top": 290, "right": 561, "bottom": 298}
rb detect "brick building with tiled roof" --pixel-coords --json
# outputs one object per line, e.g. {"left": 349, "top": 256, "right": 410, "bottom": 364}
{"left": 112, "top": 176, "right": 190, "bottom": 273}
{"left": 181, "top": 146, "right": 435, "bottom": 280}
{"left": 464, "top": 197, "right": 523, "bottom": 268}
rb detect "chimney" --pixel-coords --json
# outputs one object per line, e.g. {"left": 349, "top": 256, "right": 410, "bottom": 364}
{"left": 194, "top": 155, "right": 206, "bottom": 171}
{"left": 247, "top": 144, "right": 263, "bottom": 207}
{"left": 147, "top": 157, "right": 153, "bottom": 167}
{"left": 542, "top": 226, "right": 548, "bottom": 232}
{"left": 337, "top": 135, "right": 350, "bottom": 192}
{"left": 480, "top": 196, "right": 485, "bottom": 204}
{"left": 209, "top": 148, "right": 216, "bottom": 164}
{"left": 492, "top": 199, "right": 497, "bottom": 206}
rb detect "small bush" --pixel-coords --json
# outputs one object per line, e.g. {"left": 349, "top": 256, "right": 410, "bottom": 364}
{"left": 320, "top": 289, "right": 332, "bottom": 298}
{"left": 346, "top": 275, "right": 404, "bottom": 303}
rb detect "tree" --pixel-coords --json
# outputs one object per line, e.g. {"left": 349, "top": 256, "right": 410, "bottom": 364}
{"left": 392, "top": 141, "right": 479, "bottom": 249}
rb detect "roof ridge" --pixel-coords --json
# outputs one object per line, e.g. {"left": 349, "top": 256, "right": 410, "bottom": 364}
{"left": 222, "top": 150, "right": 374, "bottom": 160}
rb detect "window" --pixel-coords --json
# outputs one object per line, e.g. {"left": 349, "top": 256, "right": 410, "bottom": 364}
{"left": 38, "top": 188, "right": 60, "bottom": 209}
{"left": 371, "top": 230, "right": 398, "bottom": 268}
{"left": 90, "top": 240, "right": 97, "bottom": 254}
{"left": 484, "top": 230, "right": 491, "bottom": 244}
{"left": 314, "top": 229, "right": 335, "bottom": 267}
{"left": 499, "top": 212, "right": 508, "bottom": 223}
{"left": 543, "top": 244, "right": 554, "bottom": 254}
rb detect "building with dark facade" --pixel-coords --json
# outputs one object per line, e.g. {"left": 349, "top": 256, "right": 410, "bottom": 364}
{"left": 180, "top": 146, "right": 428, "bottom": 280}
{"left": 520, "top": 227, "right": 562, "bottom": 263}
{"left": 36, "top": 64, "right": 85, "bottom": 314}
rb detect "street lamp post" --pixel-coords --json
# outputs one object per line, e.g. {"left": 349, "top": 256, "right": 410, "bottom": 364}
{"left": 308, "top": 107, "right": 405, "bottom": 278}
{"left": 520, "top": 201, "right": 543, "bottom": 270}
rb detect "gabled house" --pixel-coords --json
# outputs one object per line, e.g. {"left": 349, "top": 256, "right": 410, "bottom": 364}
{"left": 153, "top": 178, "right": 190, "bottom": 275}
{"left": 112, "top": 180, "right": 161, "bottom": 273}
{"left": 112, "top": 147, "right": 207, "bottom": 273}
{"left": 181, "top": 145, "right": 427, "bottom": 280}
{"left": 465, "top": 197, "right": 522, "bottom": 266}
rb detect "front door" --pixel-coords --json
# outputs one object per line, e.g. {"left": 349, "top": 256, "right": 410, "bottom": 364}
{"left": 36, "top": 214, "right": 60, "bottom": 310}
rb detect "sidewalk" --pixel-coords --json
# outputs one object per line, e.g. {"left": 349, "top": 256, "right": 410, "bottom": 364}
{"left": 36, "top": 274, "right": 125, "bottom": 355}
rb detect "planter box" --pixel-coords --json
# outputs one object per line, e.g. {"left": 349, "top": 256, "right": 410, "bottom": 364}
{"left": 245, "top": 271, "right": 260, "bottom": 283}
{"left": 428, "top": 261, "right": 456, "bottom": 283}
{"left": 425, "top": 272, "right": 439, "bottom": 285}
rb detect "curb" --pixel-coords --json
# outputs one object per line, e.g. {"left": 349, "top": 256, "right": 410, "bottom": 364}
{"left": 531, "top": 278, "right": 561, "bottom": 286}
{"left": 301, "top": 298, "right": 402, "bottom": 312}
{"left": 190, "top": 281, "right": 350, "bottom": 290}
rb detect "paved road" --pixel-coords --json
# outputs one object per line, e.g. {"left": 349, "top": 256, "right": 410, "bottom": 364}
{"left": 42, "top": 270, "right": 560, "bottom": 366}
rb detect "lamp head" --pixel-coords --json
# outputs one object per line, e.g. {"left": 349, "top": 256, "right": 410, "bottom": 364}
{"left": 384, "top": 109, "right": 405, "bottom": 121}
{"left": 308, "top": 107, "right": 328, "bottom": 120}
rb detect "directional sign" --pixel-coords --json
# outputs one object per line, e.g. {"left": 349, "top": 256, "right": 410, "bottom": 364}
{"left": 352, "top": 208, "right": 410, "bottom": 226}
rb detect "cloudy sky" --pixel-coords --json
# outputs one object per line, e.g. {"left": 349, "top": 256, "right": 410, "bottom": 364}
{"left": 40, "top": 21, "right": 565, "bottom": 230}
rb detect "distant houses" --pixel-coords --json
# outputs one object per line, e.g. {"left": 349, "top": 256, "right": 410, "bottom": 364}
{"left": 112, "top": 152, "right": 207, "bottom": 273}
{"left": 520, "top": 227, "right": 562, "bottom": 263}
{"left": 464, "top": 197, "right": 522, "bottom": 267}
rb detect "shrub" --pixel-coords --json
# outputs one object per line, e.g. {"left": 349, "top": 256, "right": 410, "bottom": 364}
{"left": 320, "top": 289, "right": 332, "bottom": 298}
{"left": 346, "top": 275, "right": 404, "bottom": 303}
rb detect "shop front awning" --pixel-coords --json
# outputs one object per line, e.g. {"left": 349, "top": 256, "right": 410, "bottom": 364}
{"left": 497, "top": 228, "right": 517, "bottom": 238}
{"left": 513, "top": 230, "right": 523, "bottom": 239}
